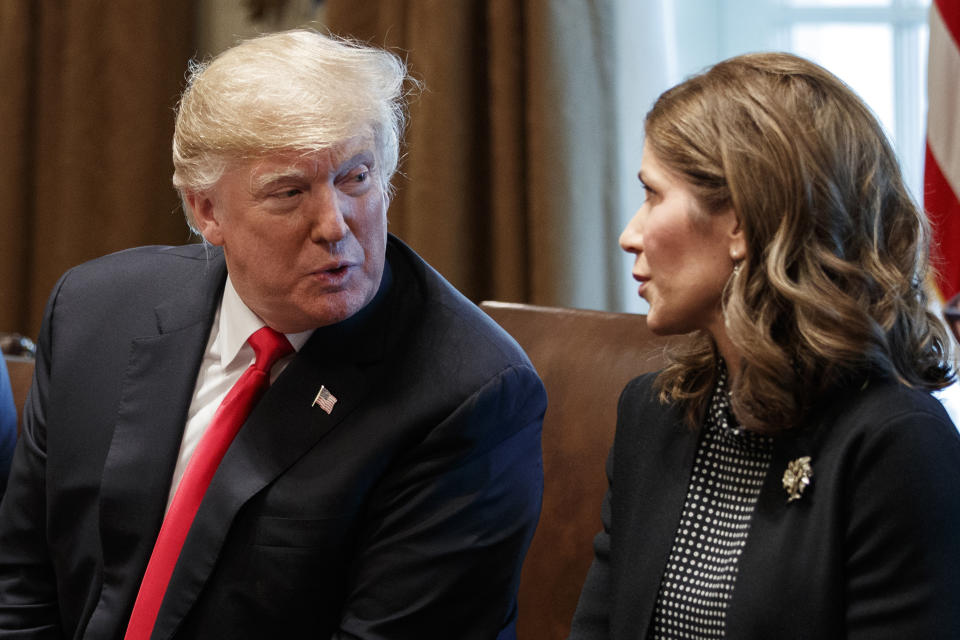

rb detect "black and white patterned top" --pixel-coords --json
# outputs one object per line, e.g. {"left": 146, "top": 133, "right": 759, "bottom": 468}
{"left": 648, "top": 365, "right": 773, "bottom": 639}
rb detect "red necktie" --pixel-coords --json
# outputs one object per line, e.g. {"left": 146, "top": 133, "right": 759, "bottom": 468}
{"left": 124, "top": 327, "right": 294, "bottom": 639}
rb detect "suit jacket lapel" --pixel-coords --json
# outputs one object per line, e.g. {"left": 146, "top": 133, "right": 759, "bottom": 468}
{"left": 153, "top": 256, "right": 406, "bottom": 639}
{"left": 153, "top": 354, "right": 373, "bottom": 638}
{"left": 89, "top": 251, "right": 226, "bottom": 637}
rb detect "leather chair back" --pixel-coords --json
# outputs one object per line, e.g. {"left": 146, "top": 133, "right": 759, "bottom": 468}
{"left": 480, "top": 301, "right": 680, "bottom": 640}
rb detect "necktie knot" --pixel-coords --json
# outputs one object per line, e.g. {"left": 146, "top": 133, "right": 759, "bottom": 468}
{"left": 248, "top": 326, "right": 294, "bottom": 374}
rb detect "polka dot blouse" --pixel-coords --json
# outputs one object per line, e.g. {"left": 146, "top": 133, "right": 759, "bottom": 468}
{"left": 648, "top": 365, "right": 773, "bottom": 639}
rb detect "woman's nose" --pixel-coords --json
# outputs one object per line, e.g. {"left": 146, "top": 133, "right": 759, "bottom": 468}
{"left": 619, "top": 209, "right": 644, "bottom": 253}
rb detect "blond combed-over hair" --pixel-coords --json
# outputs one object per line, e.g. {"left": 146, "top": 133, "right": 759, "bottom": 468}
{"left": 646, "top": 52, "right": 953, "bottom": 432}
{"left": 172, "top": 29, "right": 410, "bottom": 231}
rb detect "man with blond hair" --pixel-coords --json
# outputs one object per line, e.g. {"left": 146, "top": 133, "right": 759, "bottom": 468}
{"left": 0, "top": 30, "right": 544, "bottom": 639}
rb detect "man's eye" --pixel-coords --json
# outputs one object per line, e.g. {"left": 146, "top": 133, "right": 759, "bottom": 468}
{"left": 274, "top": 189, "right": 302, "bottom": 199}
{"left": 338, "top": 166, "right": 373, "bottom": 192}
{"left": 345, "top": 168, "right": 369, "bottom": 184}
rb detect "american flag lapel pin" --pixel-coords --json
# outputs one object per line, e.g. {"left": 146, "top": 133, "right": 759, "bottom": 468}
{"left": 312, "top": 385, "right": 337, "bottom": 414}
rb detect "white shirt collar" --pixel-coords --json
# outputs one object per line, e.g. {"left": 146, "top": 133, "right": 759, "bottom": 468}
{"left": 218, "top": 276, "right": 314, "bottom": 369}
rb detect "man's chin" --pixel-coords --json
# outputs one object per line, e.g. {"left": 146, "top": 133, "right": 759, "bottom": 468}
{"left": 276, "top": 290, "right": 375, "bottom": 333}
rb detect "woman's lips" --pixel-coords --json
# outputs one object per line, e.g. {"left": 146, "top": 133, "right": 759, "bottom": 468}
{"left": 633, "top": 273, "right": 649, "bottom": 297}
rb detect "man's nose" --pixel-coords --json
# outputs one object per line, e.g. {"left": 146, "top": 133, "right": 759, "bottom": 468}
{"left": 308, "top": 189, "right": 349, "bottom": 244}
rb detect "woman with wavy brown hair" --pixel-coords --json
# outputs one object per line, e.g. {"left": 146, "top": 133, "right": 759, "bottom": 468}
{"left": 568, "top": 52, "right": 960, "bottom": 639}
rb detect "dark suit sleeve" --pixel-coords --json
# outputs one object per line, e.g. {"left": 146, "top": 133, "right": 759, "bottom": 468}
{"left": 0, "top": 276, "right": 66, "bottom": 638}
{"left": 333, "top": 364, "right": 545, "bottom": 640}
{"left": 844, "top": 406, "right": 960, "bottom": 638}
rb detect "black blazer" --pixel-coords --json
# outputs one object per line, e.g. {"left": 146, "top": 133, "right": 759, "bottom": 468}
{"left": 569, "top": 372, "right": 960, "bottom": 639}
{"left": 0, "top": 236, "right": 546, "bottom": 639}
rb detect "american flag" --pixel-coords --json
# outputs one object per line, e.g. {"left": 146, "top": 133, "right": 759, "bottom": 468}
{"left": 312, "top": 385, "right": 337, "bottom": 414}
{"left": 926, "top": 0, "right": 960, "bottom": 302}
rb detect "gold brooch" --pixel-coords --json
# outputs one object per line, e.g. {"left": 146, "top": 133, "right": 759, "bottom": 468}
{"left": 782, "top": 456, "right": 813, "bottom": 503}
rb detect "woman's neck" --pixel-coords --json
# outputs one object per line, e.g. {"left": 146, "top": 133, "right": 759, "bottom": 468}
{"left": 712, "top": 328, "right": 742, "bottom": 385}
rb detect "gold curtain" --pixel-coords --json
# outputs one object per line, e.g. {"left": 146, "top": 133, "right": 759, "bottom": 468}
{"left": 0, "top": 1, "right": 196, "bottom": 337}
{"left": 0, "top": 1, "right": 622, "bottom": 337}
{"left": 326, "top": 0, "right": 622, "bottom": 312}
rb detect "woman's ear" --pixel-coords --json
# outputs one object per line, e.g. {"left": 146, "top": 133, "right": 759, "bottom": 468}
{"left": 727, "top": 209, "right": 746, "bottom": 261}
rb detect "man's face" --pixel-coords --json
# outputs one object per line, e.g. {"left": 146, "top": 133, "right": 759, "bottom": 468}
{"left": 189, "top": 139, "right": 388, "bottom": 333}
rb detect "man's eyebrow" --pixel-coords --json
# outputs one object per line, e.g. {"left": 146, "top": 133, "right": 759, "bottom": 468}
{"left": 338, "top": 150, "right": 376, "bottom": 171}
{"left": 248, "top": 149, "right": 377, "bottom": 192}
{"left": 249, "top": 167, "right": 311, "bottom": 192}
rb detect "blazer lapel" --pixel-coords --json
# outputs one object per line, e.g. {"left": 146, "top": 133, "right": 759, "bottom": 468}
{"left": 152, "top": 258, "right": 404, "bottom": 639}
{"left": 614, "top": 392, "right": 699, "bottom": 638}
{"left": 88, "top": 251, "right": 226, "bottom": 637}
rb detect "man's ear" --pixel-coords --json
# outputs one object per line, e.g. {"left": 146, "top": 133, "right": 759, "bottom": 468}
{"left": 186, "top": 192, "right": 225, "bottom": 246}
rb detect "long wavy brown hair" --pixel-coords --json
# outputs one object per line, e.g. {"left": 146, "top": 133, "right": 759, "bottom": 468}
{"left": 646, "top": 52, "right": 953, "bottom": 432}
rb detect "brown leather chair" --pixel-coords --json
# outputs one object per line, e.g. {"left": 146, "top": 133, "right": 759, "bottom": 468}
{"left": 3, "top": 356, "right": 34, "bottom": 436}
{"left": 480, "top": 301, "right": 680, "bottom": 640}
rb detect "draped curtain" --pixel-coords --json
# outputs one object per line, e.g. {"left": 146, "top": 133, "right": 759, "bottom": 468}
{"left": 0, "top": 1, "right": 196, "bottom": 337}
{"left": 0, "top": 1, "right": 624, "bottom": 337}
{"left": 325, "top": 0, "right": 622, "bottom": 312}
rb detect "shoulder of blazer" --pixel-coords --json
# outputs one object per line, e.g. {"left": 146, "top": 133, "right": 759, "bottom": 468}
{"left": 614, "top": 372, "right": 686, "bottom": 449}
{"left": 609, "top": 370, "right": 696, "bottom": 498}
{"left": 795, "top": 377, "right": 955, "bottom": 452}
{"left": 45, "top": 244, "right": 226, "bottom": 350}
{"left": 618, "top": 373, "right": 662, "bottom": 415}
{"left": 53, "top": 244, "right": 224, "bottom": 303}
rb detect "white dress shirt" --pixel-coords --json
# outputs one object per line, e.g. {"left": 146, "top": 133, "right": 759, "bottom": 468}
{"left": 165, "top": 276, "right": 313, "bottom": 511}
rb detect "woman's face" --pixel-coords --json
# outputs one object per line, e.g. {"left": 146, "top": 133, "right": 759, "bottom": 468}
{"left": 620, "top": 143, "right": 744, "bottom": 339}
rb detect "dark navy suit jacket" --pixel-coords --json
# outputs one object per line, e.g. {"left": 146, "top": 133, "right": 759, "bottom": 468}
{"left": 569, "top": 372, "right": 960, "bottom": 639}
{"left": 0, "top": 235, "right": 545, "bottom": 639}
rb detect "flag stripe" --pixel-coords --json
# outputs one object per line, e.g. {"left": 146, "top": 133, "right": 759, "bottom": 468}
{"left": 926, "top": 144, "right": 960, "bottom": 299}
{"left": 935, "top": 0, "right": 960, "bottom": 48}
{"left": 926, "top": 1, "right": 960, "bottom": 301}
{"left": 927, "top": 3, "right": 960, "bottom": 198}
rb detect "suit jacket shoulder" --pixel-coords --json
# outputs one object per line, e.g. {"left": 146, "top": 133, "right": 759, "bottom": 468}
{"left": 385, "top": 235, "right": 537, "bottom": 379}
